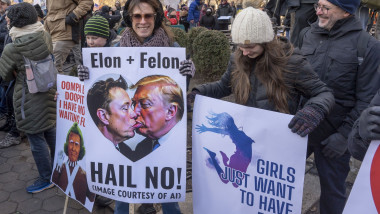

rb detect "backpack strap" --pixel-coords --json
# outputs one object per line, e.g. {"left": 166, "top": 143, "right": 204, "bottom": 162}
{"left": 21, "top": 76, "right": 26, "bottom": 120}
{"left": 298, "top": 26, "right": 311, "bottom": 49}
{"left": 357, "top": 30, "right": 370, "bottom": 66}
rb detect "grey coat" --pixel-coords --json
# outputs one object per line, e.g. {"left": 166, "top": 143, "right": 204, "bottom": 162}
{"left": 194, "top": 48, "right": 334, "bottom": 115}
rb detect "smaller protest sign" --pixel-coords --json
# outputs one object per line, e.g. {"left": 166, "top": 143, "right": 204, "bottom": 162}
{"left": 51, "top": 75, "right": 95, "bottom": 212}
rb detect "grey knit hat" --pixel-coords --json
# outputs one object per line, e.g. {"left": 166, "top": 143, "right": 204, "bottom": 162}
{"left": 7, "top": 2, "right": 38, "bottom": 28}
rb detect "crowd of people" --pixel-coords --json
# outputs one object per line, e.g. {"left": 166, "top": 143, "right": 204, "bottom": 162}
{"left": 0, "top": 0, "right": 378, "bottom": 213}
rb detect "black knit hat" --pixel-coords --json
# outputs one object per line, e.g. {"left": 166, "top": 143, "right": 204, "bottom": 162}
{"left": 7, "top": 2, "right": 38, "bottom": 28}
{"left": 84, "top": 15, "right": 110, "bottom": 38}
{"left": 34, "top": 4, "right": 44, "bottom": 19}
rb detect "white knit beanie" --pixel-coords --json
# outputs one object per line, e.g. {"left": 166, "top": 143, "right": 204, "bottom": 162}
{"left": 231, "top": 7, "right": 274, "bottom": 44}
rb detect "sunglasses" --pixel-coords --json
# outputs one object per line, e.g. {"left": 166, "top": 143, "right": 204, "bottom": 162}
{"left": 130, "top": 13, "right": 157, "bottom": 21}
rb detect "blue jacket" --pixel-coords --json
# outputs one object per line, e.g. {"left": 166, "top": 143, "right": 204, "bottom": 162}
{"left": 187, "top": 0, "right": 201, "bottom": 23}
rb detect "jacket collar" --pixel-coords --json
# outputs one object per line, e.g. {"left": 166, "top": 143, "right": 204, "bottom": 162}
{"left": 311, "top": 16, "right": 362, "bottom": 38}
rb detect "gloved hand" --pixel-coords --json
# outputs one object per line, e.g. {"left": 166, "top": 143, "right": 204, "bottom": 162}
{"left": 179, "top": 60, "right": 195, "bottom": 78}
{"left": 288, "top": 105, "right": 325, "bottom": 137}
{"left": 65, "top": 12, "right": 78, "bottom": 26}
{"left": 77, "top": 65, "right": 89, "bottom": 81}
{"left": 187, "top": 90, "right": 200, "bottom": 111}
{"left": 321, "top": 132, "right": 347, "bottom": 159}
{"left": 358, "top": 106, "right": 380, "bottom": 141}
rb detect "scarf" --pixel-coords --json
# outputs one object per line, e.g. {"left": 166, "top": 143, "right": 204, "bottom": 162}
{"left": 120, "top": 27, "right": 171, "bottom": 47}
{"left": 9, "top": 22, "right": 45, "bottom": 41}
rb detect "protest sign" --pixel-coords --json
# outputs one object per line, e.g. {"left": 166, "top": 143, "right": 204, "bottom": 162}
{"left": 52, "top": 75, "right": 95, "bottom": 212}
{"left": 192, "top": 95, "right": 307, "bottom": 214}
{"left": 343, "top": 141, "right": 380, "bottom": 214}
{"left": 82, "top": 47, "right": 187, "bottom": 203}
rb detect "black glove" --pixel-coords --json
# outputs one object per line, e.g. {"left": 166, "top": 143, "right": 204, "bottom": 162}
{"left": 77, "top": 65, "right": 89, "bottom": 81}
{"left": 321, "top": 132, "right": 347, "bottom": 159}
{"left": 179, "top": 60, "right": 195, "bottom": 77}
{"left": 65, "top": 12, "right": 79, "bottom": 26}
{"left": 359, "top": 106, "right": 380, "bottom": 141}
{"left": 288, "top": 105, "right": 325, "bottom": 137}
{"left": 187, "top": 90, "right": 200, "bottom": 111}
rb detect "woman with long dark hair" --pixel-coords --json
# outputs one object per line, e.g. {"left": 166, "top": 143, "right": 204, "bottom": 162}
{"left": 188, "top": 7, "right": 334, "bottom": 138}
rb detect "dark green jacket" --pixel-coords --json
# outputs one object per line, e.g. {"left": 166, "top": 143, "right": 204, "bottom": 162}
{"left": 0, "top": 30, "right": 56, "bottom": 134}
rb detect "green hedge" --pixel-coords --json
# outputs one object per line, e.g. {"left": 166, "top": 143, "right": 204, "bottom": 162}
{"left": 192, "top": 30, "right": 230, "bottom": 78}
{"left": 187, "top": 26, "right": 208, "bottom": 57}
{"left": 170, "top": 27, "right": 188, "bottom": 52}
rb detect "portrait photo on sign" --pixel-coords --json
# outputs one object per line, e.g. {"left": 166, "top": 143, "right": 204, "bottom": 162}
{"left": 86, "top": 73, "right": 184, "bottom": 162}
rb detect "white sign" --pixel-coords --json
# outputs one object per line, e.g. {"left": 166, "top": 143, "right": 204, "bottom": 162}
{"left": 83, "top": 47, "right": 187, "bottom": 203}
{"left": 52, "top": 75, "right": 95, "bottom": 212}
{"left": 343, "top": 141, "right": 380, "bottom": 214}
{"left": 192, "top": 95, "right": 307, "bottom": 214}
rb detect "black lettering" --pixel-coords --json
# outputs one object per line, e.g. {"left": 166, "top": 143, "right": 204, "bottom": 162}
{"left": 91, "top": 162, "right": 102, "bottom": 183}
{"left": 141, "top": 52, "right": 147, "bottom": 68}
{"left": 161, "top": 167, "right": 174, "bottom": 189}
{"left": 146, "top": 167, "right": 158, "bottom": 189}
{"left": 91, "top": 53, "right": 98, "bottom": 68}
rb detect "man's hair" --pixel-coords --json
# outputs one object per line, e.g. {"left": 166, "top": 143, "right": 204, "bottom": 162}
{"left": 87, "top": 75, "right": 128, "bottom": 126}
{"left": 131, "top": 75, "right": 184, "bottom": 121}
{"left": 64, "top": 122, "right": 86, "bottom": 161}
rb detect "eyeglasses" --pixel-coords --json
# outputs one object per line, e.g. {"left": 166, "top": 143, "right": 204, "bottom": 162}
{"left": 130, "top": 13, "right": 157, "bottom": 21}
{"left": 314, "top": 3, "right": 331, "bottom": 14}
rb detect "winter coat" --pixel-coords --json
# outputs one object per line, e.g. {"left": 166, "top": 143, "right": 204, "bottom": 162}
{"left": 194, "top": 47, "right": 334, "bottom": 116}
{"left": 0, "top": 14, "right": 7, "bottom": 56}
{"left": 187, "top": 0, "right": 201, "bottom": 23}
{"left": 0, "top": 27, "right": 56, "bottom": 134}
{"left": 348, "top": 89, "right": 380, "bottom": 161}
{"left": 44, "top": 0, "right": 93, "bottom": 43}
{"left": 300, "top": 16, "right": 380, "bottom": 144}
{"left": 217, "top": 3, "right": 233, "bottom": 17}
{"left": 200, "top": 14, "right": 216, "bottom": 29}
{"left": 99, "top": 6, "right": 122, "bottom": 30}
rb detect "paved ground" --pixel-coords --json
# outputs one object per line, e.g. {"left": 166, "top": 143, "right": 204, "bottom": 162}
{"left": 0, "top": 75, "right": 361, "bottom": 214}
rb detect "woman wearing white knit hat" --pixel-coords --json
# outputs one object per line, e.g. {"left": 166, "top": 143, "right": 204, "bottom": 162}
{"left": 188, "top": 7, "right": 335, "bottom": 138}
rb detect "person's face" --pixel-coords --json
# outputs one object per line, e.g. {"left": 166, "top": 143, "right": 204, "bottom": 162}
{"left": 239, "top": 44, "right": 264, "bottom": 59}
{"left": 131, "top": 2, "right": 156, "bottom": 42}
{"left": 316, "top": 0, "right": 349, "bottom": 31}
{"left": 105, "top": 87, "right": 137, "bottom": 140}
{"left": 0, "top": 2, "right": 8, "bottom": 15}
{"left": 68, "top": 132, "right": 81, "bottom": 162}
{"left": 132, "top": 84, "right": 169, "bottom": 139}
{"left": 86, "top": 35, "right": 107, "bottom": 47}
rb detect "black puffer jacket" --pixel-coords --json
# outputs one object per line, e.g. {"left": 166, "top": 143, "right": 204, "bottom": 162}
{"left": 300, "top": 16, "right": 380, "bottom": 144}
{"left": 200, "top": 14, "right": 216, "bottom": 29}
{"left": 194, "top": 42, "right": 334, "bottom": 116}
{"left": 216, "top": 3, "right": 233, "bottom": 17}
